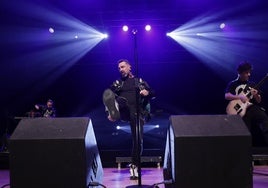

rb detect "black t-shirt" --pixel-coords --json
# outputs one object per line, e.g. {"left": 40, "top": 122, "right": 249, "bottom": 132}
{"left": 111, "top": 76, "right": 153, "bottom": 107}
{"left": 37, "top": 105, "right": 56, "bottom": 118}
{"left": 119, "top": 77, "right": 137, "bottom": 106}
{"left": 225, "top": 78, "right": 256, "bottom": 103}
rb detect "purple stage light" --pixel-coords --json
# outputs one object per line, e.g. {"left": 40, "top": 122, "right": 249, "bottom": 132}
{"left": 122, "top": 25, "right": 128, "bottom": 32}
{"left": 145, "top": 24, "right": 151, "bottom": 31}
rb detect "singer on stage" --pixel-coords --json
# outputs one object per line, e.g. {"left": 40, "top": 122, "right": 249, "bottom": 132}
{"left": 103, "top": 59, "right": 155, "bottom": 180}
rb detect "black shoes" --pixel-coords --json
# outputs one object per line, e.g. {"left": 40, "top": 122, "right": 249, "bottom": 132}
{"left": 103, "top": 89, "right": 120, "bottom": 121}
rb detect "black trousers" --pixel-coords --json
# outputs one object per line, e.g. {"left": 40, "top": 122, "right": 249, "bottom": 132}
{"left": 243, "top": 105, "right": 268, "bottom": 145}
{"left": 117, "top": 97, "right": 144, "bottom": 166}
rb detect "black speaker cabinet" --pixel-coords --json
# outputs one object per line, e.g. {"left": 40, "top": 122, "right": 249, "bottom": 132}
{"left": 163, "top": 115, "right": 252, "bottom": 188}
{"left": 9, "top": 117, "right": 103, "bottom": 188}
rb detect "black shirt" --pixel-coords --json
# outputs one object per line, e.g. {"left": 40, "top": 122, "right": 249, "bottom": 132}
{"left": 119, "top": 77, "right": 137, "bottom": 106}
{"left": 111, "top": 76, "right": 154, "bottom": 109}
{"left": 225, "top": 78, "right": 256, "bottom": 103}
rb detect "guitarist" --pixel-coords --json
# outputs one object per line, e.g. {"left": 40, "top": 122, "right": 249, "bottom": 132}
{"left": 225, "top": 61, "right": 268, "bottom": 145}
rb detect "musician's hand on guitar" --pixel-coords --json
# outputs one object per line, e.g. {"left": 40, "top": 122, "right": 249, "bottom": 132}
{"left": 250, "top": 87, "right": 261, "bottom": 103}
{"left": 239, "top": 94, "right": 248, "bottom": 103}
{"left": 250, "top": 88, "right": 258, "bottom": 96}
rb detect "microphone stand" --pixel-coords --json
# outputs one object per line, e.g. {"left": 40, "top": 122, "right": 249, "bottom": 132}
{"left": 126, "top": 29, "right": 148, "bottom": 188}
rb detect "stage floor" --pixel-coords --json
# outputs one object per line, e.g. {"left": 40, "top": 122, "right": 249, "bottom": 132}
{"left": 1, "top": 166, "right": 268, "bottom": 188}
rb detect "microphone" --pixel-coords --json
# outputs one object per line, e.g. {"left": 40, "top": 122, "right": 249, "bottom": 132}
{"left": 138, "top": 78, "right": 145, "bottom": 90}
{"left": 132, "top": 29, "right": 138, "bottom": 35}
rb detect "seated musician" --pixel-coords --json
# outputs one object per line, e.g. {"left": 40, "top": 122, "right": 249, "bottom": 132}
{"left": 35, "top": 99, "right": 56, "bottom": 118}
{"left": 225, "top": 61, "right": 268, "bottom": 145}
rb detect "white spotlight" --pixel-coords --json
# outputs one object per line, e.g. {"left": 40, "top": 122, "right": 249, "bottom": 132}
{"left": 220, "top": 23, "right": 225, "bottom": 29}
{"left": 101, "top": 33, "right": 108, "bottom": 39}
{"left": 145, "top": 25, "right": 151, "bottom": 31}
{"left": 48, "top": 27, "right": 54, "bottom": 33}
{"left": 166, "top": 32, "right": 176, "bottom": 38}
{"left": 122, "top": 25, "right": 129, "bottom": 32}
{"left": 116, "top": 125, "right": 121, "bottom": 130}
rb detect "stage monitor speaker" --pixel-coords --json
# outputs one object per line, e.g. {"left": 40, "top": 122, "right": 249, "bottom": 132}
{"left": 9, "top": 117, "right": 103, "bottom": 188}
{"left": 163, "top": 115, "right": 252, "bottom": 188}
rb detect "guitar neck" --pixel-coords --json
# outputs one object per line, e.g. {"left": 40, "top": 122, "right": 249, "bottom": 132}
{"left": 243, "top": 74, "right": 268, "bottom": 98}
{"left": 254, "top": 74, "right": 268, "bottom": 89}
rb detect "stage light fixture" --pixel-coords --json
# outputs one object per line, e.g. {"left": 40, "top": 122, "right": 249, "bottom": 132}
{"left": 100, "top": 33, "right": 108, "bottom": 39}
{"left": 145, "top": 24, "right": 151, "bottom": 31}
{"left": 48, "top": 27, "right": 54, "bottom": 33}
{"left": 166, "top": 32, "right": 176, "bottom": 38}
{"left": 220, "top": 23, "right": 225, "bottom": 29}
{"left": 122, "top": 25, "right": 129, "bottom": 32}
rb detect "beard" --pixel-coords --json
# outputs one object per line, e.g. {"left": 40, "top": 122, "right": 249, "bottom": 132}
{"left": 121, "top": 72, "right": 128, "bottom": 77}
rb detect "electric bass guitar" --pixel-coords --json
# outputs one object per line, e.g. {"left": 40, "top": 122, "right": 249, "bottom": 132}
{"left": 226, "top": 73, "right": 268, "bottom": 117}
